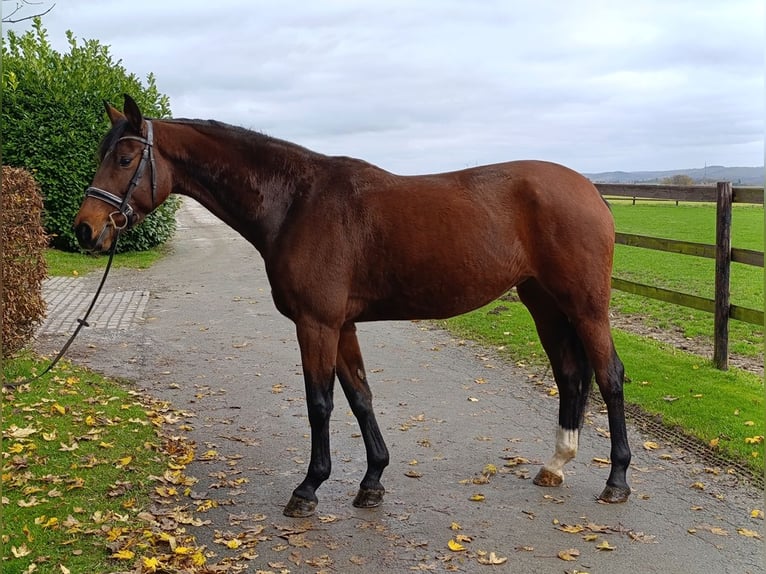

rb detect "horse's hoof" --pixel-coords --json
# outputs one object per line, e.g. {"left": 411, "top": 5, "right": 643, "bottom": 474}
{"left": 283, "top": 495, "right": 317, "bottom": 517}
{"left": 598, "top": 484, "right": 631, "bottom": 503}
{"left": 353, "top": 487, "right": 385, "bottom": 508}
{"left": 533, "top": 467, "right": 564, "bottom": 487}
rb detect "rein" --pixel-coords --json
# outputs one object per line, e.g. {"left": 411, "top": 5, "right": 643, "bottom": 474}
{"left": 2, "top": 121, "right": 156, "bottom": 390}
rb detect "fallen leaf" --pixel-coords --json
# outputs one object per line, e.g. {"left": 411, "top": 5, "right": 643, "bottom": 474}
{"left": 643, "top": 441, "right": 660, "bottom": 450}
{"left": 469, "top": 493, "right": 485, "bottom": 502}
{"left": 476, "top": 551, "right": 507, "bottom": 565}
{"left": 558, "top": 548, "right": 580, "bottom": 561}
{"left": 4, "top": 425, "right": 39, "bottom": 439}
{"left": 405, "top": 470, "right": 423, "bottom": 478}
{"left": 750, "top": 509, "right": 763, "bottom": 520}
{"left": 448, "top": 539, "right": 466, "bottom": 552}
{"left": 112, "top": 549, "right": 135, "bottom": 560}
{"left": 11, "top": 544, "right": 31, "bottom": 557}
{"left": 450, "top": 522, "right": 462, "bottom": 531}
{"left": 596, "top": 540, "right": 616, "bottom": 551}
{"left": 737, "top": 528, "right": 761, "bottom": 539}
{"left": 559, "top": 524, "right": 585, "bottom": 534}
{"left": 690, "top": 482, "right": 705, "bottom": 491}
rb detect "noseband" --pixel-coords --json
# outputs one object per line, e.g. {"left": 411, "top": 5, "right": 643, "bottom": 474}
{"left": 85, "top": 120, "right": 156, "bottom": 231}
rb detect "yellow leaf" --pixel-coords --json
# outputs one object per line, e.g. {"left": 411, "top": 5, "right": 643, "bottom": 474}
{"left": 225, "top": 539, "right": 241, "bottom": 549}
{"left": 115, "top": 456, "right": 133, "bottom": 468}
{"left": 42, "top": 431, "right": 57, "bottom": 442}
{"left": 450, "top": 522, "right": 462, "bottom": 531}
{"left": 750, "top": 509, "right": 764, "bottom": 519}
{"left": 84, "top": 415, "right": 97, "bottom": 426}
{"left": 51, "top": 404, "right": 66, "bottom": 415}
{"left": 59, "top": 566, "right": 71, "bottom": 574}
{"left": 583, "top": 534, "right": 599, "bottom": 542}
{"left": 557, "top": 548, "right": 580, "bottom": 561}
{"left": 143, "top": 556, "right": 161, "bottom": 572}
{"left": 8, "top": 443, "right": 25, "bottom": 454}
{"left": 112, "top": 549, "right": 135, "bottom": 560}
{"left": 448, "top": 539, "right": 466, "bottom": 552}
{"left": 708, "top": 438, "right": 719, "bottom": 448}
{"left": 191, "top": 551, "right": 206, "bottom": 566}
{"left": 596, "top": 540, "right": 616, "bottom": 551}
{"left": 469, "top": 493, "right": 485, "bottom": 502}
{"left": 547, "top": 387, "right": 558, "bottom": 396}
{"left": 744, "top": 421, "right": 755, "bottom": 426}
{"left": 709, "top": 527, "right": 728, "bottom": 536}
{"left": 744, "top": 436, "right": 764, "bottom": 444}
{"left": 42, "top": 517, "right": 59, "bottom": 529}
{"left": 99, "top": 442, "right": 114, "bottom": 449}
{"left": 482, "top": 464, "right": 497, "bottom": 476}
{"left": 174, "top": 546, "right": 194, "bottom": 555}
{"left": 643, "top": 441, "right": 660, "bottom": 450}
{"left": 737, "top": 528, "right": 761, "bottom": 539}
{"left": 558, "top": 524, "right": 585, "bottom": 534}
{"left": 690, "top": 481, "right": 705, "bottom": 491}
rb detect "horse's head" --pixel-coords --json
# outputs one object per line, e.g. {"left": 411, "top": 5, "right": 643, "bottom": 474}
{"left": 74, "top": 94, "right": 171, "bottom": 252}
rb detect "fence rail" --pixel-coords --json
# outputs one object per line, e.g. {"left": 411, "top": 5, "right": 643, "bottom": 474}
{"left": 595, "top": 181, "right": 764, "bottom": 370}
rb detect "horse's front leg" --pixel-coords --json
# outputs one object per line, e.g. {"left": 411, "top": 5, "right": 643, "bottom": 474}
{"left": 283, "top": 322, "right": 340, "bottom": 517}
{"left": 336, "top": 323, "right": 389, "bottom": 508}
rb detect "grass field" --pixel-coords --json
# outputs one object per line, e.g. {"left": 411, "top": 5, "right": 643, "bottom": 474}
{"left": 609, "top": 201, "right": 763, "bottom": 358}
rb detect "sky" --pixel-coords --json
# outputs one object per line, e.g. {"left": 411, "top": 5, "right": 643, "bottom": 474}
{"left": 5, "top": 0, "right": 764, "bottom": 174}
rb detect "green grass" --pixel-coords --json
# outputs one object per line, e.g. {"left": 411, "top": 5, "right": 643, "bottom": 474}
{"left": 1, "top": 355, "right": 210, "bottom": 573}
{"left": 2, "top": 356, "right": 168, "bottom": 573}
{"left": 444, "top": 300, "right": 764, "bottom": 474}
{"left": 609, "top": 202, "right": 763, "bottom": 358}
{"left": 45, "top": 246, "right": 168, "bottom": 277}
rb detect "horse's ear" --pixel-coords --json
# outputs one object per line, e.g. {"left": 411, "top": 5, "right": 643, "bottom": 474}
{"left": 122, "top": 94, "right": 144, "bottom": 134}
{"left": 104, "top": 100, "right": 125, "bottom": 126}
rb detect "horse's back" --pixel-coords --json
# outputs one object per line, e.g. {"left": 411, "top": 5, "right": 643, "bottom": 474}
{"left": 328, "top": 159, "right": 614, "bottom": 321}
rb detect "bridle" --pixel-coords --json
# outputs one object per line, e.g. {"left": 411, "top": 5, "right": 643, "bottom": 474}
{"left": 84, "top": 119, "right": 157, "bottom": 234}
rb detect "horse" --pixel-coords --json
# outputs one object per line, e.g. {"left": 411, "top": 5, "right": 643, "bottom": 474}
{"left": 74, "top": 94, "right": 631, "bottom": 517}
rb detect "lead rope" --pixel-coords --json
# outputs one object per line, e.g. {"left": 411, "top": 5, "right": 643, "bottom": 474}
{"left": 2, "top": 232, "right": 122, "bottom": 390}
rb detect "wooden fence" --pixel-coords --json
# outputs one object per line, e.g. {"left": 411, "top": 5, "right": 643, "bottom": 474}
{"left": 595, "top": 182, "right": 764, "bottom": 370}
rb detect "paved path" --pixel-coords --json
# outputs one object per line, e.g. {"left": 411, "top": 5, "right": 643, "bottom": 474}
{"left": 36, "top": 200, "right": 763, "bottom": 573}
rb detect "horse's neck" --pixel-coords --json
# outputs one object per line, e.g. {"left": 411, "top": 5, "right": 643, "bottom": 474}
{"left": 167, "top": 123, "right": 316, "bottom": 256}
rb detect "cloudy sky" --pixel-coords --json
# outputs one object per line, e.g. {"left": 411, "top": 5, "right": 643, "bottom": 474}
{"left": 6, "top": 0, "right": 764, "bottom": 174}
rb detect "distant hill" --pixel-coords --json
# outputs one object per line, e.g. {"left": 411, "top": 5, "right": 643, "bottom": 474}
{"left": 585, "top": 166, "right": 763, "bottom": 186}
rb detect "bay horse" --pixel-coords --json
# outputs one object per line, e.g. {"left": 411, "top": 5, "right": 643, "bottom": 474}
{"left": 74, "top": 94, "right": 631, "bottom": 517}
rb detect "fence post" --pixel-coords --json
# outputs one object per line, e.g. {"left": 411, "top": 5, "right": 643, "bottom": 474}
{"left": 713, "top": 181, "right": 732, "bottom": 370}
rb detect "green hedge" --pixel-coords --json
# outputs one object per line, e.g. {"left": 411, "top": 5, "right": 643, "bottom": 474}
{"left": 1, "top": 18, "right": 179, "bottom": 252}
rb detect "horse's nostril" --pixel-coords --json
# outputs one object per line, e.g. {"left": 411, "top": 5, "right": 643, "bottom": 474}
{"left": 75, "top": 222, "right": 93, "bottom": 247}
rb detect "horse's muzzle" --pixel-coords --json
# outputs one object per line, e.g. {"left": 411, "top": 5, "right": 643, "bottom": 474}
{"left": 74, "top": 221, "right": 107, "bottom": 252}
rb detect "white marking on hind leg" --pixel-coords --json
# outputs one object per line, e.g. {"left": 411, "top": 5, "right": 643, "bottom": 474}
{"left": 542, "top": 426, "right": 579, "bottom": 481}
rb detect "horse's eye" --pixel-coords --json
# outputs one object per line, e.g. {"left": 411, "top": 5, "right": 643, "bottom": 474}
{"left": 119, "top": 156, "right": 132, "bottom": 167}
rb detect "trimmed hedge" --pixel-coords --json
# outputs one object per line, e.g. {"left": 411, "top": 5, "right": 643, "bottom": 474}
{"left": 1, "top": 18, "right": 178, "bottom": 253}
{"left": 2, "top": 166, "right": 48, "bottom": 357}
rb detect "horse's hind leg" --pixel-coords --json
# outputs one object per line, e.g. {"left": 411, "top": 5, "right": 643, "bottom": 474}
{"left": 575, "top": 316, "right": 631, "bottom": 502}
{"left": 335, "top": 323, "right": 390, "bottom": 508}
{"left": 517, "top": 279, "right": 593, "bottom": 487}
